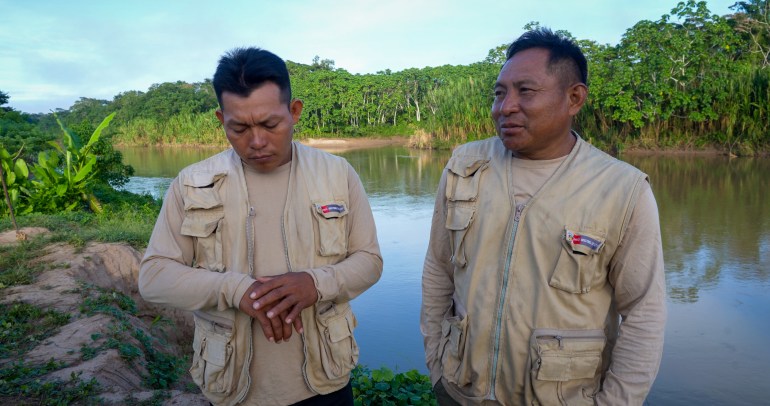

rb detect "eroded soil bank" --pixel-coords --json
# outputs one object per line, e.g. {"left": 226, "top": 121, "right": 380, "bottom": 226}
{"left": 0, "top": 227, "right": 207, "bottom": 405}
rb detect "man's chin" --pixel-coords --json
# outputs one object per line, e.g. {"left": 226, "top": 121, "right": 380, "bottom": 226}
{"left": 498, "top": 134, "right": 527, "bottom": 153}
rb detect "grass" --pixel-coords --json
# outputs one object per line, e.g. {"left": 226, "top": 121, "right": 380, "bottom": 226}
{"left": 0, "top": 302, "right": 70, "bottom": 358}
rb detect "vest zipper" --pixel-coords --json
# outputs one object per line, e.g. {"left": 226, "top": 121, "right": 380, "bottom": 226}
{"left": 488, "top": 202, "right": 525, "bottom": 400}
{"left": 235, "top": 204, "right": 257, "bottom": 405}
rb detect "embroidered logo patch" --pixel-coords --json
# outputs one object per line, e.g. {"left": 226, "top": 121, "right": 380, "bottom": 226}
{"left": 320, "top": 204, "right": 345, "bottom": 214}
{"left": 565, "top": 230, "right": 603, "bottom": 252}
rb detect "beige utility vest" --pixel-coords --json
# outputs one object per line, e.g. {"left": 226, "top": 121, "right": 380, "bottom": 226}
{"left": 440, "top": 136, "right": 647, "bottom": 405}
{"left": 177, "top": 142, "right": 357, "bottom": 405}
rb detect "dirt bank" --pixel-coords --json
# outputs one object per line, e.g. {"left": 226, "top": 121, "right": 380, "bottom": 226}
{"left": 0, "top": 228, "right": 206, "bottom": 405}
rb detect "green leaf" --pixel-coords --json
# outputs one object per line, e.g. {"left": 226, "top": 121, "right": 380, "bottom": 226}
{"left": 47, "top": 140, "right": 64, "bottom": 154}
{"left": 374, "top": 382, "right": 390, "bottom": 392}
{"left": 84, "top": 112, "right": 116, "bottom": 150}
{"left": 372, "top": 367, "right": 395, "bottom": 382}
{"left": 56, "top": 184, "right": 68, "bottom": 197}
{"left": 14, "top": 159, "right": 29, "bottom": 179}
{"left": 73, "top": 155, "right": 97, "bottom": 183}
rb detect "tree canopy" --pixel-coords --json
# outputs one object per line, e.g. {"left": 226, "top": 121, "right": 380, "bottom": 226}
{"left": 4, "top": 0, "right": 769, "bottom": 154}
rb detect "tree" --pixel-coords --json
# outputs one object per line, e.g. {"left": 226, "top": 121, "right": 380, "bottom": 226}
{"left": 730, "top": 0, "right": 770, "bottom": 67}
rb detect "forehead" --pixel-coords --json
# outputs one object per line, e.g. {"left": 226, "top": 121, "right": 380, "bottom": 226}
{"left": 220, "top": 82, "right": 285, "bottom": 114}
{"left": 497, "top": 48, "right": 554, "bottom": 84}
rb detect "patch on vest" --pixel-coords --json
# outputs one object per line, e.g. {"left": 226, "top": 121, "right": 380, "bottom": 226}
{"left": 320, "top": 204, "right": 345, "bottom": 214}
{"left": 565, "top": 229, "right": 604, "bottom": 254}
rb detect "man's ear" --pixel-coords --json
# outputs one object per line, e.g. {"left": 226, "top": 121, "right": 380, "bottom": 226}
{"left": 290, "top": 99, "right": 304, "bottom": 123}
{"left": 215, "top": 109, "right": 225, "bottom": 126}
{"left": 568, "top": 83, "right": 588, "bottom": 116}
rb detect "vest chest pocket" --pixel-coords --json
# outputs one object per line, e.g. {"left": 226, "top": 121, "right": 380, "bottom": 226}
{"left": 312, "top": 201, "right": 349, "bottom": 257}
{"left": 181, "top": 208, "right": 225, "bottom": 272}
{"left": 549, "top": 227, "right": 607, "bottom": 294}
{"left": 528, "top": 329, "right": 606, "bottom": 406}
{"left": 444, "top": 157, "right": 488, "bottom": 268}
{"left": 180, "top": 172, "right": 227, "bottom": 272}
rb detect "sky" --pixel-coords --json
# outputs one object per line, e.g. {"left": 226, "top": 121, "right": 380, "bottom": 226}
{"left": 1, "top": 0, "right": 739, "bottom": 114}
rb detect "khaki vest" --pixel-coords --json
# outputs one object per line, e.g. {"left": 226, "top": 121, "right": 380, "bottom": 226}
{"left": 177, "top": 142, "right": 358, "bottom": 405}
{"left": 440, "top": 136, "right": 647, "bottom": 405}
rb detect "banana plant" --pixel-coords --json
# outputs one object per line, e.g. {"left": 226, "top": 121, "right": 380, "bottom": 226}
{"left": 0, "top": 145, "right": 32, "bottom": 217}
{"left": 27, "top": 112, "right": 115, "bottom": 213}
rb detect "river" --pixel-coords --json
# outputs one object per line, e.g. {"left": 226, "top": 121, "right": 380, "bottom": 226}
{"left": 118, "top": 144, "right": 770, "bottom": 405}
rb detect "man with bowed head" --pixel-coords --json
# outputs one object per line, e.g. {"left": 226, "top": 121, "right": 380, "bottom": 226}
{"left": 421, "top": 28, "right": 666, "bottom": 405}
{"left": 139, "top": 47, "right": 382, "bottom": 405}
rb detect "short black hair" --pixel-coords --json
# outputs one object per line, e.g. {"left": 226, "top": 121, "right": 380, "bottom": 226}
{"left": 212, "top": 47, "right": 292, "bottom": 108}
{"left": 506, "top": 28, "right": 588, "bottom": 87}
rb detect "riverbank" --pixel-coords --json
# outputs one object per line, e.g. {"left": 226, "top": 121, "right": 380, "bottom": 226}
{"left": 300, "top": 136, "right": 409, "bottom": 153}
{"left": 117, "top": 135, "right": 763, "bottom": 157}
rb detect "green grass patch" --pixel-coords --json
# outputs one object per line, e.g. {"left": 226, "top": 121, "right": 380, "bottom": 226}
{"left": 76, "top": 283, "right": 185, "bottom": 390}
{"left": 0, "top": 302, "right": 70, "bottom": 358}
{"left": 0, "top": 359, "right": 101, "bottom": 405}
{"left": 0, "top": 238, "right": 49, "bottom": 288}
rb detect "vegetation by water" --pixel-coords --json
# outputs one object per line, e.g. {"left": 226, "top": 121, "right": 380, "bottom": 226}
{"left": 2, "top": 0, "right": 770, "bottom": 155}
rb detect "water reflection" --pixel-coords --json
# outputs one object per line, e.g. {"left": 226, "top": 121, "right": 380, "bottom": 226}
{"left": 624, "top": 155, "right": 770, "bottom": 304}
{"left": 119, "top": 146, "right": 770, "bottom": 405}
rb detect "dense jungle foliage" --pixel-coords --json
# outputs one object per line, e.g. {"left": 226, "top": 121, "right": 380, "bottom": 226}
{"left": 2, "top": 0, "right": 769, "bottom": 155}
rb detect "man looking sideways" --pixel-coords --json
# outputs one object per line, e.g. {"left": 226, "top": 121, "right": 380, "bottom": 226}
{"left": 421, "top": 28, "right": 666, "bottom": 405}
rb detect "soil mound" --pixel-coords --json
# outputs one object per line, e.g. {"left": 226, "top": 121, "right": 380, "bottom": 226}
{"left": 0, "top": 232, "right": 206, "bottom": 405}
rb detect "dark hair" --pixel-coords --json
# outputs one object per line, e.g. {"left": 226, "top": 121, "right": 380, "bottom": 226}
{"left": 506, "top": 28, "right": 588, "bottom": 87}
{"left": 212, "top": 47, "right": 292, "bottom": 108}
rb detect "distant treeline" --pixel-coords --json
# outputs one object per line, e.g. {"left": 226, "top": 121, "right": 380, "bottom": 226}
{"left": 2, "top": 0, "right": 769, "bottom": 155}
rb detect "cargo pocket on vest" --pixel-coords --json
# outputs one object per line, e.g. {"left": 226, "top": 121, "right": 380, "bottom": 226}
{"left": 189, "top": 313, "right": 236, "bottom": 401}
{"left": 549, "top": 227, "right": 606, "bottom": 294}
{"left": 312, "top": 201, "right": 349, "bottom": 257}
{"left": 444, "top": 157, "right": 488, "bottom": 268}
{"left": 181, "top": 208, "right": 225, "bottom": 272}
{"left": 180, "top": 172, "right": 227, "bottom": 272}
{"left": 439, "top": 298, "right": 471, "bottom": 387}
{"left": 529, "top": 329, "right": 606, "bottom": 406}
{"left": 316, "top": 302, "right": 359, "bottom": 379}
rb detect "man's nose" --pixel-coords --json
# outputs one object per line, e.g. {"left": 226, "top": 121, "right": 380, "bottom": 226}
{"left": 499, "top": 93, "right": 521, "bottom": 115}
{"left": 248, "top": 127, "right": 268, "bottom": 149}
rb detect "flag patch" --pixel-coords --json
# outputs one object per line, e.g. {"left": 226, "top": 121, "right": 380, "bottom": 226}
{"left": 320, "top": 204, "right": 345, "bottom": 214}
{"left": 565, "top": 229, "right": 604, "bottom": 252}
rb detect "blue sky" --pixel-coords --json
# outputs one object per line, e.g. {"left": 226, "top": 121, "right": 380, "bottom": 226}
{"left": 1, "top": 0, "right": 738, "bottom": 114}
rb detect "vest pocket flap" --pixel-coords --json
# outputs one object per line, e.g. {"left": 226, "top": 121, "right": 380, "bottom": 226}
{"left": 446, "top": 157, "right": 489, "bottom": 178}
{"left": 327, "top": 313, "right": 354, "bottom": 343}
{"left": 314, "top": 201, "right": 349, "bottom": 219}
{"left": 181, "top": 209, "right": 225, "bottom": 237}
{"left": 182, "top": 171, "right": 227, "bottom": 187}
{"left": 446, "top": 204, "right": 475, "bottom": 231}
{"left": 202, "top": 334, "right": 229, "bottom": 367}
{"left": 182, "top": 172, "right": 227, "bottom": 210}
